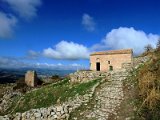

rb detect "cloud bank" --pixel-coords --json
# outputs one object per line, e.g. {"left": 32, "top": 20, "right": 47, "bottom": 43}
{"left": 0, "top": 56, "right": 27, "bottom": 68}
{"left": 30, "top": 27, "right": 160, "bottom": 62}
{"left": 3, "top": 0, "right": 42, "bottom": 20}
{"left": 0, "top": 56, "right": 84, "bottom": 70}
{"left": 82, "top": 14, "right": 96, "bottom": 32}
{"left": 37, "top": 27, "right": 160, "bottom": 61}
{"left": 92, "top": 27, "right": 159, "bottom": 55}
{"left": 0, "top": 12, "right": 17, "bottom": 38}
{"left": 43, "top": 41, "right": 90, "bottom": 60}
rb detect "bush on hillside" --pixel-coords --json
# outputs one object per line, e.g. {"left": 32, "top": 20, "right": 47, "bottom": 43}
{"left": 144, "top": 44, "right": 153, "bottom": 53}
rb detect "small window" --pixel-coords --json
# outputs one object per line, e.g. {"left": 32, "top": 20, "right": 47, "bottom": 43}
{"left": 96, "top": 58, "right": 100, "bottom": 60}
{"left": 108, "top": 61, "right": 110, "bottom": 64}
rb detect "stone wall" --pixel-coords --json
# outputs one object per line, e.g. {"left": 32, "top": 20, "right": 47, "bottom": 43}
{"left": 122, "top": 62, "right": 132, "bottom": 70}
{"left": 25, "top": 71, "right": 37, "bottom": 87}
{"left": 69, "top": 71, "right": 109, "bottom": 83}
{"left": 133, "top": 56, "right": 150, "bottom": 68}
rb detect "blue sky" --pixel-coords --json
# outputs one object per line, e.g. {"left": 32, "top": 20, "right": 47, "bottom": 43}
{"left": 0, "top": 0, "right": 160, "bottom": 69}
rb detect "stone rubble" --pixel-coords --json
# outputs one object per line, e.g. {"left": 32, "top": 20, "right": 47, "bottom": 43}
{"left": 0, "top": 90, "right": 21, "bottom": 113}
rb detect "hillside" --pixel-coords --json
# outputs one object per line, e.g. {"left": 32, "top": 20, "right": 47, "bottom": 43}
{"left": 0, "top": 49, "right": 160, "bottom": 120}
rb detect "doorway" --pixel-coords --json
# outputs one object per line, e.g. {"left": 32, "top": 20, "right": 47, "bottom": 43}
{"left": 96, "top": 62, "right": 100, "bottom": 71}
{"left": 109, "top": 66, "right": 113, "bottom": 71}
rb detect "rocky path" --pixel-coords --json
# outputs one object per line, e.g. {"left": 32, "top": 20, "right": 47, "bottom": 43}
{"left": 72, "top": 70, "right": 129, "bottom": 120}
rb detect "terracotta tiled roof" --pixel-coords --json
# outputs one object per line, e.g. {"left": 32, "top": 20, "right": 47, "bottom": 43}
{"left": 90, "top": 49, "right": 133, "bottom": 56}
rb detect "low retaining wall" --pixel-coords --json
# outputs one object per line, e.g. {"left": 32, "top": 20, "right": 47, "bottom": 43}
{"left": 69, "top": 71, "right": 109, "bottom": 83}
{"left": 133, "top": 56, "right": 150, "bottom": 68}
{"left": 122, "top": 63, "right": 132, "bottom": 70}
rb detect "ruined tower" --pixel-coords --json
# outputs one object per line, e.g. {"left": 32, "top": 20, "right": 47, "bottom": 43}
{"left": 25, "top": 71, "right": 38, "bottom": 87}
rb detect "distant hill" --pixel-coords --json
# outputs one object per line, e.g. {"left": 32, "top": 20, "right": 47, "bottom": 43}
{"left": 0, "top": 68, "right": 75, "bottom": 84}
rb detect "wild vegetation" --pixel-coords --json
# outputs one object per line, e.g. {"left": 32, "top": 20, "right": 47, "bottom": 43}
{"left": 127, "top": 44, "right": 160, "bottom": 119}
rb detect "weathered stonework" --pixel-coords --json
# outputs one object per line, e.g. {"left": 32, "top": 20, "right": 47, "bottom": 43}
{"left": 133, "top": 56, "right": 150, "bottom": 68}
{"left": 90, "top": 49, "right": 133, "bottom": 71}
{"left": 69, "top": 71, "right": 109, "bottom": 83}
{"left": 25, "top": 71, "right": 38, "bottom": 87}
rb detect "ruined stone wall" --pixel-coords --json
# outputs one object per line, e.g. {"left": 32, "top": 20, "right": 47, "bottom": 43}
{"left": 69, "top": 71, "right": 109, "bottom": 83}
{"left": 122, "top": 63, "right": 132, "bottom": 70}
{"left": 90, "top": 53, "right": 133, "bottom": 71}
{"left": 25, "top": 71, "right": 37, "bottom": 87}
{"left": 133, "top": 56, "right": 150, "bottom": 68}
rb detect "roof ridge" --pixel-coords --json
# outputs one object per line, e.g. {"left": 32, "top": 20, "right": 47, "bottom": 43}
{"left": 90, "top": 49, "right": 133, "bottom": 56}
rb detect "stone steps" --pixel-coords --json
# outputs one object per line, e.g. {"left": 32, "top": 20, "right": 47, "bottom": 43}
{"left": 85, "top": 70, "right": 128, "bottom": 120}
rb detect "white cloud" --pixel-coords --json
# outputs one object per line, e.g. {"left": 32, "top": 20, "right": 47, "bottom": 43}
{"left": 92, "top": 27, "right": 159, "bottom": 55}
{"left": 0, "top": 12, "right": 17, "bottom": 38}
{"left": 43, "top": 41, "right": 90, "bottom": 60}
{"left": 82, "top": 13, "right": 96, "bottom": 32}
{"left": 3, "top": 0, "right": 41, "bottom": 20}
{"left": 0, "top": 0, "right": 41, "bottom": 39}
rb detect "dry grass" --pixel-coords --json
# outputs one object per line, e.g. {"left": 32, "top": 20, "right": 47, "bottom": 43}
{"left": 138, "top": 63, "right": 160, "bottom": 109}
{"left": 135, "top": 49, "right": 160, "bottom": 119}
